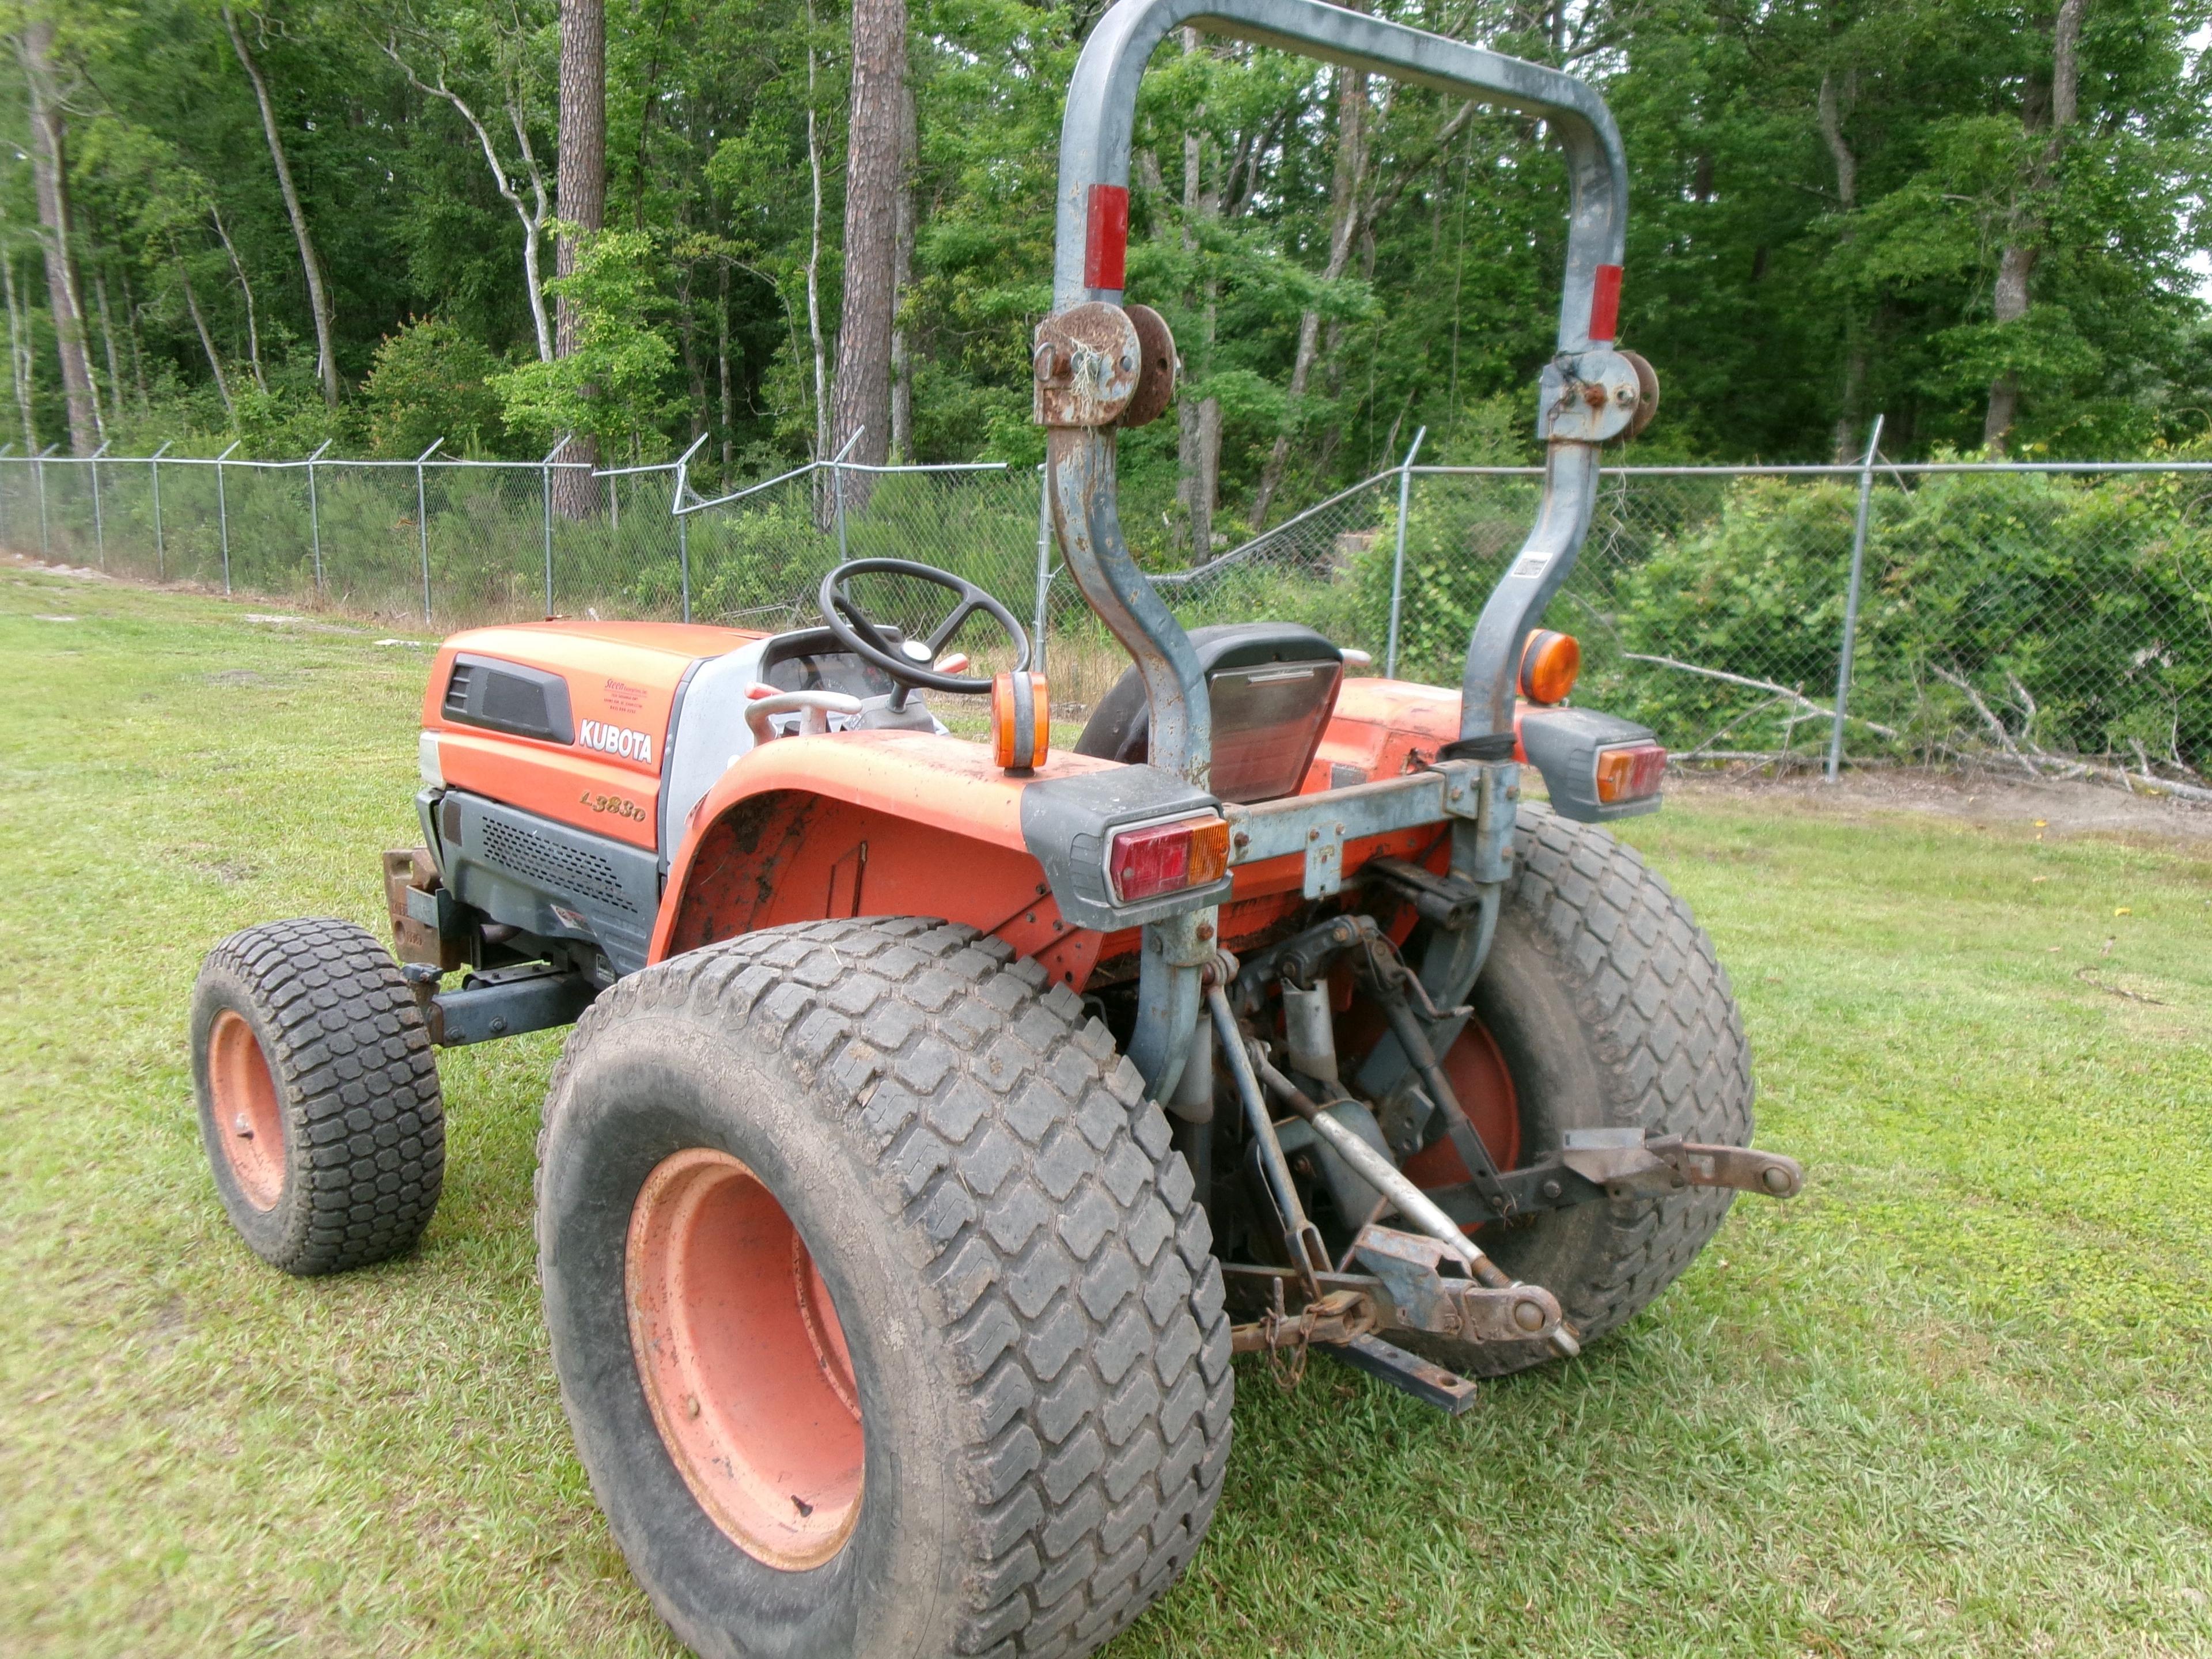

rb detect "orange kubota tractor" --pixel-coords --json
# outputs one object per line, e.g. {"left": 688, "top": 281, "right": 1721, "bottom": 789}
{"left": 188, "top": 2, "right": 1801, "bottom": 1653}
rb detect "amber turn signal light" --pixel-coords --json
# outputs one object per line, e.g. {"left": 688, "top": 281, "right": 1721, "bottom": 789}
{"left": 1105, "top": 815, "right": 1231, "bottom": 906}
{"left": 992, "top": 671, "right": 1050, "bottom": 771}
{"left": 1518, "top": 630, "right": 1581, "bottom": 704}
{"left": 1594, "top": 741, "right": 1667, "bottom": 804}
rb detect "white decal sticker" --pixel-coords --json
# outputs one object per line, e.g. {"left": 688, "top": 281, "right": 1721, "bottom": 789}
{"left": 579, "top": 719, "right": 655, "bottom": 764}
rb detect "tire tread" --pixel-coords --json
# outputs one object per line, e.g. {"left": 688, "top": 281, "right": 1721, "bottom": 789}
{"left": 195, "top": 917, "right": 444, "bottom": 1274}
{"left": 539, "top": 916, "right": 1231, "bottom": 1659}
{"left": 1510, "top": 805, "right": 1752, "bottom": 1344}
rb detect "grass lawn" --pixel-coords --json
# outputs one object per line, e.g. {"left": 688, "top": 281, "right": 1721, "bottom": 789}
{"left": 4, "top": 565, "right": 2210, "bottom": 1658}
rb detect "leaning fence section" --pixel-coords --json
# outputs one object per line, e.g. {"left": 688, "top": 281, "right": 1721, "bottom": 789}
{"left": 4, "top": 439, "right": 2208, "bottom": 794}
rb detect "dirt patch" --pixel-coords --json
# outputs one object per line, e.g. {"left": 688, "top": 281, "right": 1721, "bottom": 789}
{"left": 1667, "top": 762, "right": 2212, "bottom": 844}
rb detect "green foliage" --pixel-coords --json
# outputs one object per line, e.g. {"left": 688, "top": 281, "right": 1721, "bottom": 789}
{"left": 1560, "top": 470, "right": 2212, "bottom": 767}
{"left": 359, "top": 320, "right": 507, "bottom": 459}
{"left": 13, "top": 0, "right": 2211, "bottom": 489}
{"left": 491, "top": 229, "right": 677, "bottom": 457}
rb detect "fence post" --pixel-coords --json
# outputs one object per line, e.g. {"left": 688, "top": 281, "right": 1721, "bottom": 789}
{"left": 672, "top": 432, "right": 709, "bottom": 624}
{"left": 305, "top": 438, "right": 331, "bottom": 599}
{"left": 1033, "top": 463, "right": 1054, "bottom": 677}
{"left": 214, "top": 439, "right": 240, "bottom": 593}
{"left": 830, "top": 427, "right": 863, "bottom": 566}
{"left": 150, "top": 441, "right": 171, "bottom": 578}
{"left": 414, "top": 438, "right": 444, "bottom": 625}
{"left": 541, "top": 434, "right": 567, "bottom": 619}
{"left": 89, "top": 440, "right": 109, "bottom": 567}
{"left": 35, "top": 443, "right": 52, "bottom": 556}
{"left": 0, "top": 445, "right": 11, "bottom": 548}
{"left": 1384, "top": 426, "right": 1427, "bottom": 679}
{"left": 1825, "top": 414, "right": 1885, "bottom": 784}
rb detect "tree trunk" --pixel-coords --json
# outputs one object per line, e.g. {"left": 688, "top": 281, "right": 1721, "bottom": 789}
{"left": 554, "top": 0, "right": 606, "bottom": 512}
{"left": 832, "top": 0, "right": 907, "bottom": 491}
{"left": 3, "top": 253, "right": 36, "bottom": 453}
{"left": 677, "top": 257, "right": 706, "bottom": 437}
{"left": 179, "top": 263, "right": 237, "bottom": 421}
{"left": 889, "top": 79, "right": 918, "bottom": 464}
{"left": 717, "top": 259, "right": 734, "bottom": 479}
{"left": 385, "top": 44, "right": 556, "bottom": 363}
{"left": 1175, "top": 31, "right": 1223, "bottom": 563}
{"left": 118, "top": 263, "right": 150, "bottom": 412}
{"left": 1817, "top": 67, "right": 1867, "bottom": 463}
{"left": 803, "top": 1, "right": 831, "bottom": 467}
{"left": 92, "top": 266, "right": 125, "bottom": 424}
{"left": 210, "top": 206, "right": 267, "bottom": 395}
{"left": 18, "top": 21, "right": 101, "bottom": 453}
{"left": 1178, "top": 395, "right": 1220, "bottom": 565}
{"left": 224, "top": 6, "right": 339, "bottom": 407}
{"left": 1980, "top": 243, "right": 2036, "bottom": 452}
{"left": 1251, "top": 54, "right": 1367, "bottom": 529}
{"left": 1982, "top": 0, "right": 2085, "bottom": 454}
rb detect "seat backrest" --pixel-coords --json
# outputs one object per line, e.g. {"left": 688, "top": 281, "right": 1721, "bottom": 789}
{"left": 1073, "top": 623, "right": 1345, "bottom": 803}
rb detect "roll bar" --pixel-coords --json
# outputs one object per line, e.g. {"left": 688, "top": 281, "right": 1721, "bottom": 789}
{"left": 1041, "top": 0, "right": 1634, "bottom": 783}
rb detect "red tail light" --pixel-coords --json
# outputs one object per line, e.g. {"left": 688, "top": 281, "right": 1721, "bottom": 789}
{"left": 1106, "top": 815, "right": 1230, "bottom": 905}
{"left": 1594, "top": 743, "right": 1667, "bottom": 804}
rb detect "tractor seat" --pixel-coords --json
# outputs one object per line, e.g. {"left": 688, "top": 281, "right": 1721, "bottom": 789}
{"left": 1073, "top": 623, "right": 1346, "bottom": 804}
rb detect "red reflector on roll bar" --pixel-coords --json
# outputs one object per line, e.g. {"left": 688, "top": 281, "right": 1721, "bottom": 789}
{"left": 1589, "top": 263, "right": 1623, "bottom": 343}
{"left": 1085, "top": 184, "right": 1130, "bottom": 291}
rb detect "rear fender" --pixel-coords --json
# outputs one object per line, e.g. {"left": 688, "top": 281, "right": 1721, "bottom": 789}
{"left": 650, "top": 730, "right": 1119, "bottom": 991}
{"left": 653, "top": 726, "right": 1466, "bottom": 993}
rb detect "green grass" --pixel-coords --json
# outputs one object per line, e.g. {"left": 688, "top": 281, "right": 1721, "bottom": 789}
{"left": 3, "top": 567, "right": 2210, "bottom": 1657}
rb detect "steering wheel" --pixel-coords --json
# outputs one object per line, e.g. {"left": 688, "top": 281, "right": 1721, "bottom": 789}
{"left": 820, "top": 557, "right": 1032, "bottom": 696}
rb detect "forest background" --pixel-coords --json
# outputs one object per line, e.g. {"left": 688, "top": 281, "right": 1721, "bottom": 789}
{"left": 5, "top": 0, "right": 2210, "bottom": 560}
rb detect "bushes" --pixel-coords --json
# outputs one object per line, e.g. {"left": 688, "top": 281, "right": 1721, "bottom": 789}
{"left": 1563, "top": 469, "right": 2212, "bottom": 769}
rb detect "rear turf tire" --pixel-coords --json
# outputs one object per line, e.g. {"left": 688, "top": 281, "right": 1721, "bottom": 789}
{"left": 536, "top": 917, "right": 1232, "bottom": 1659}
{"left": 1417, "top": 802, "right": 1755, "bottom": 1378}
{"left": 189, "top": 917, "right": 445, "bottom": 1275}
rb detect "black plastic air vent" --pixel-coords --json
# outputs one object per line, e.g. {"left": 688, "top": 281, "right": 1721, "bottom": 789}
{"left": 441, "top": 661, "right": 477, "bottom": 720}
{"left": 441, "top": 654, "right": 575, "bottom": 745}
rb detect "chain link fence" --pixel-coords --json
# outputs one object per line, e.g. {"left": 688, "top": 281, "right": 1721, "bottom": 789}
{"left": 1127, "top": 452, "right": 2212, "bottom": 795}
{"left": 6, "top": 438, "right": 2208, "bottom": 796}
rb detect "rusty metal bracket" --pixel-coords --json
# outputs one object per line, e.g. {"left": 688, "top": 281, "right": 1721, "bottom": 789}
{"left": 1033, "top": 302, "right": 1143, "bottom": 427}
{"left": 383, "top": 846, "right": 467, "bottom": 972}
{"left": 1118, "top": 303, "right": 1178, "bottom": 428}
{"left": 1328, "top": 1335, "right": 1480, "bottom": 1414}
{"left": 1537, "top": 349, "right": 1645, "bottom": 444}
{"left": 1365, "top": 856, "right": 1480, "bottom": 930}
{"left": 1559, "top": 1127, "right": 1804, "bottom": 1199}
{"left": 1351, "top": 1225, "right": 1562, "bottom": 1344}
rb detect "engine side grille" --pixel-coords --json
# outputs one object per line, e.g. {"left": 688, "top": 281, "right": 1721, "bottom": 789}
{"left": 442, "top": 661, "right": 476, "bottom": 720}
{"left": 480, "top": 816, "right": 638, "bottom": 912}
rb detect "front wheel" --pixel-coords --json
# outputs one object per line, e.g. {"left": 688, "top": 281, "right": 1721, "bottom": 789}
{"left": 1406, "top": 803, "right": 1755, "bottom": 1378}
{"left": 536, "top": 918, "right": 1232, "bottom": 1659}
{"left": 188, "top": 917, "right": 445, "bottom": 1275}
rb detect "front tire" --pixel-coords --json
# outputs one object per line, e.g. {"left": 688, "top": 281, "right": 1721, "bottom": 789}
{"left": 188, "top": 917, "right": 445, "bottom": 1275}
{"left": 536, "top": 918, "right": 1232, "bottom": 1659}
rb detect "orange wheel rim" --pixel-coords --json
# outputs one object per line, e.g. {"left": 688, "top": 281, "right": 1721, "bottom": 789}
{"left": 1400, "top": 1019, "right": 1521, "bottom": 1190}
{"left": 626, "top": 1148, "right": 863, "bottom": 1570}
{"left": 208, "top": 1009, "right": 285, "bottom": 1210}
